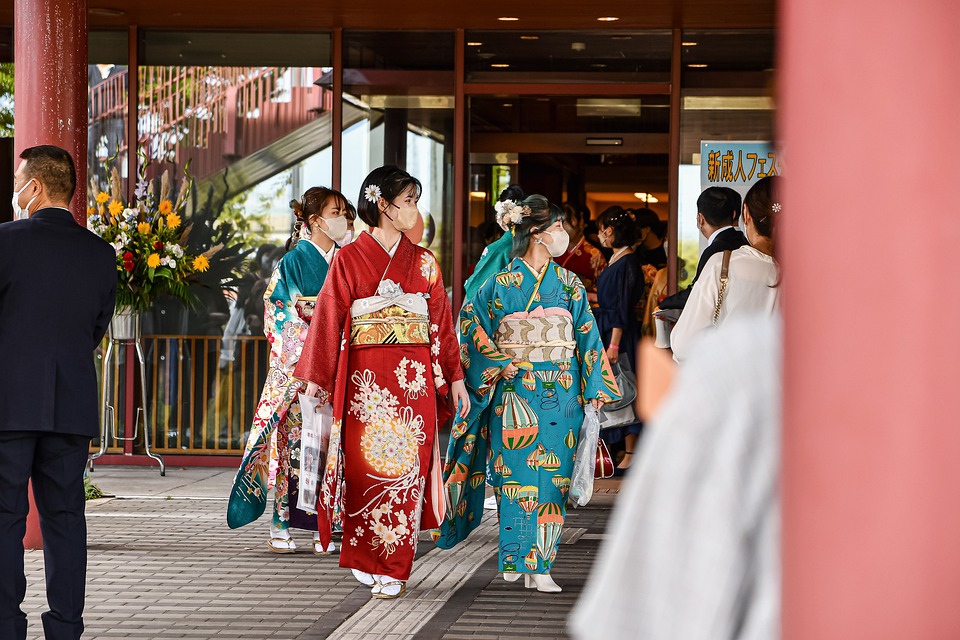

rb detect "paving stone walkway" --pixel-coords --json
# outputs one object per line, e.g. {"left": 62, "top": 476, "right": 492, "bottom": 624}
{"left": 21, "top": 467, "right": 617, "bottom": 639}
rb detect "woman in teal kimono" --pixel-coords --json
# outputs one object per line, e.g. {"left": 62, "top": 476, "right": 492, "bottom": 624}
{"left": 227, "top": 187, "right": 349, "bottom": 553}
{"left": 462, "top": 185, "right": 526, "bottom": 302}
{"left": 437, "top": 195, "right": 621, "bottom": 593}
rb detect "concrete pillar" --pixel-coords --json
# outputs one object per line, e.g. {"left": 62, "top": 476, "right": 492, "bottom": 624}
{"left": 781, "top": 0, "right": 960, "bottom": 637}
{"left": 14, "top": 0, "right": 88, "bottom": 550}
{"left": 14, "top": 0, "right": 88, "bottom": 223}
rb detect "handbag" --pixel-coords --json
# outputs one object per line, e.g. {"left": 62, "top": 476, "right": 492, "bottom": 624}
{"left": 605, "top": 360, "right": 636, "bottom": 410}
{"left": 425, "top": 427, "right": 446, "bottom": 525}
{"left": 594, "top": 439, "right": 615, "bottom": 479}
{"left": 296, "top": 393, "right": 333, "bottom": 513}
{"left": 712, "top": 250, "right": 733, "bottom": 327}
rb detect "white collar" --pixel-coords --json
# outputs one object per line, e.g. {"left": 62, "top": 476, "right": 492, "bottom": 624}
{"left": 706, "top": 225, "right": 734, "bottom": 247}
{"left": 368, "top": 231, "right": 401, "bottom": 257}
{"left": 304, "top": 239, "right": 336, "bottom": 263}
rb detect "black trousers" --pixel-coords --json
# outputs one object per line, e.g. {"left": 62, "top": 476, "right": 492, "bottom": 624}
{"left": 0, "top": 432, "right": 91, "bottom": 640}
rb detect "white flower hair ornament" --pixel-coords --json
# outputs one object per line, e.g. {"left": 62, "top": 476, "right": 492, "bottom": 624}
{"left": 494, "top": 199, "right": 529, "bottom": 231}
{"left": 364, "top": 184, "right": 382, "bottom": 204}
{"left": 772, "top": 202, "right": 782, "bottom": 213}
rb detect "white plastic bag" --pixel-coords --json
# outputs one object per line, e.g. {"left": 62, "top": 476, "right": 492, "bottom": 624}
{"left": 570, "top": 408, "right": 600, "bottom": 507}
{"left": 297, "top": 393, "right": 332, "bottom": 514}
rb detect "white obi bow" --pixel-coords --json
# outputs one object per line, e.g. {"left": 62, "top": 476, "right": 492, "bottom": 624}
{"left": 350, "top": 278, "right": 430, "bottom": 318}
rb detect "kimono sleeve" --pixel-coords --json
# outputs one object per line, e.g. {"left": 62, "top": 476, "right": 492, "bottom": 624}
{"left": 459, "top": 277, "right": 514, "bottom": 401}
{"left": 423, "top": 251, "right": 463, "bottom": 398}
{"left": 293, "top": 253, "right": 350, "bottom": 396}
{"left": 264, "top": 256, "right": 308, "bottom": 371}
{"left": 569, "top": 273, "right": 622, "bottom": 404}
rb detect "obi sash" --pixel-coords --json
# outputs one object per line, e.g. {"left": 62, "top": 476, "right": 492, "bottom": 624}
{"left": 349, "top": 279, "right": 430, "bottom": 346}
{"left": 493, "top": 306, "right": 576, "bottom": 362}
{"left": 296, "top": 295, "right": 317, "bottom": 322}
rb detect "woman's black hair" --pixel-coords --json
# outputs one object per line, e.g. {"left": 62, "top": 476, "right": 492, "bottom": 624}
{"left": 356, "top": 165, "right": 422, "bottom": 228}
{"left": 744, "top": 176, "right": 779, "bottom": 241}
{"left": 287, "top": 186, "right": 347, "bottom": 250}
{"left": 597, "top": 207, "right": 640, "bottom": 249}
{"left": 498, "top": 184, "right": 526, "bottom": 204}
{"left": 510, "top": 195, "right": 565, "bottom": 259}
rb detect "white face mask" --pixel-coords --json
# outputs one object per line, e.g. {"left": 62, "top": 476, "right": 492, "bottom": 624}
{"left": 340, "top": 229, "right": 354, "bottom": 245}
{"left": 12, "top": 179, "right": 38, "bottom": 220}
{"left": 737, "top": 215, "right": 748, "bottom": 237}
{"left": 319, "top": 214, "right": 349, "bottom": 243}
{"left": 539, "top": 229, "right": 570, "bottom": 257}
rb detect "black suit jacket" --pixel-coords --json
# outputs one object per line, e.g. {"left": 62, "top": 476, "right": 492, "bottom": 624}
{"left": 659, "top": 227, "right": 749, "bottom": 310}
{"left": 0, "top": 207, "right": 117, "bottom": 437}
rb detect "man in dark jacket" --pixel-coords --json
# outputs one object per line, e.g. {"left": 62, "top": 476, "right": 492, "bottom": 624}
{"left": 659, "top": 187, "right": 748, "bottom": 310}
{"left": 0, "top": 145, "right": 117, "bottom": 640}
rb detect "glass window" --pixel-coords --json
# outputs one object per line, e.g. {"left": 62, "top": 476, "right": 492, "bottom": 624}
{"left": 341, "top": 31, "right": 456, "bottom": 283}
{"left": 677, "top": 30, "right": 777, "bottom": 289}
{"left": 88, "top": 30, "right": 130, "bottom": 200}
{"left": 465, "top": 30, "right": 672, "bottom": 83}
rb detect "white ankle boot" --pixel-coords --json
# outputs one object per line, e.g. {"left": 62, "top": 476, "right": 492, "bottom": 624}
{"left": 503, "top": 572, "right": 522, "bottom": 582}
{"left": 524, "top": 573, "right": 562, "bottom": 593}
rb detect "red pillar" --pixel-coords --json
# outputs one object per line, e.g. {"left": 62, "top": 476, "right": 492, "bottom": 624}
{"left": 14, "top": 0, "right": 88, "bottom": 550}
{"left": 23, "top": 482, "right": 42, "bottom": 550}
{"left": 13, "top": 0, "right": 89, "bottom": 223}
{"left": 781, "top": 1, "right": 960, "bottom": 638}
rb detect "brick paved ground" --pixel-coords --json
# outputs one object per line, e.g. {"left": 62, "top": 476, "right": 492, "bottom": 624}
{"left": 21, "top": 467, "right": 619, "bottom": 639}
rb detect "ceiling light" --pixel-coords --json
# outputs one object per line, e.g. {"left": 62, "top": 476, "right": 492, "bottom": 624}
{"left": 520, "top": 35, "right": 539, "bottom": 40}
{"left": 503, "top": 103, "right": 513, "bottom": 107}
{"left": 470, "top": 191, "right": 487, "bottom": 198}
{"left": 571, "top": 42, "right": 586, "bottom": 52}
{"left": 682, "top": 41, "right": 698, "bottom": 46}
{"left": 491, "top": 63, "right": 510, "bottom": 68}
{"left": 467, "top": 41, "right": 483, "bottom": 46}
{"left": 479, "top": 53, "right": 496, "bottom": 59}
{"left": 597, "top": 16, "right": 620, "bottom": 21}
{"left": 591, "top": 63, "right": 607, "bottom": 68}
{"left": 498, "top": 16, "right": 520, "bottom": 21}
{"left": 586, "top": 137, "right": 623, "bottom": 146}
{"left": 634, "top": 192, "right": 659, "bottom": 203}
{"left": 687, "top": 63, "right": 708, "bottom": 68}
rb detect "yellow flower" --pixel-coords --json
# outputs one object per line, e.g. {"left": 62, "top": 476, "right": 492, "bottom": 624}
{"left": 108, "top": 200, "right": 123, "bottom": 216}
{"left": 147, "top": 253, "right": 161, "bottom": 269}
{"left": 158, "top": 199, "right": 174, "bottom": 215}
{"left": 192, "top": 254, "right": 210, "bottom": 273}
{"left": 166, "top": 212, "right": 181, "bottom": 229}
{"left": 95, "top": 192, "right": 110, "bottom": 204}
{"left": 137, "top": 222, "right": 151, "bottom": 235}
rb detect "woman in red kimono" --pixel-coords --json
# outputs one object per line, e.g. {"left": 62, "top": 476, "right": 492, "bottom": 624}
{"left": 295, "top": 165, "right": 470, "bottom": 599}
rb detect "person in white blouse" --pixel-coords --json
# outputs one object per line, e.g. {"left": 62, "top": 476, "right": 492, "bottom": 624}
{"left": 670, "top": 176, "right": 780, "bottom": 363}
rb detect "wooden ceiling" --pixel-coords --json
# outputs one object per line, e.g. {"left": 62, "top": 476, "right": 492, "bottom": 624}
{"left": 0, "top": 0, "right": 775, "bottom": 30}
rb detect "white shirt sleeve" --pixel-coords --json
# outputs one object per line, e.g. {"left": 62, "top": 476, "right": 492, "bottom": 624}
{"left": 670, "top": 252, "right": 723, "bottom": 363}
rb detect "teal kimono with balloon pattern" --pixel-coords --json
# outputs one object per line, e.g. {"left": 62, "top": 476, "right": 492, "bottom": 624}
{"left": 436, "top": 258, "right": 620, "bottom": 574}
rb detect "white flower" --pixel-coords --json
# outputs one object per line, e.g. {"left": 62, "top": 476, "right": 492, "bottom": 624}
{"left": 118, "top": 221, "right": 129, "bottom": 230}
{"left": 160, "top": 256, "right": 171, "bottom": 267}
{"left": 350, "top": 538, "right": 358, "bottom": 546}
{"left": 430, "top": 323, "right": 439, "bottom": 334}
{"left": 169, "top": 259, "right": 177, "bottom": 268}
{"left": 364, "top": 184, "right": 382, "bottom": 203}
{"left": 431, "top": 339, "right": 440, "bottom": 356}
{"left": 122, "top": 208, "right": 138, "bottom": 218}
{"left": 772, "top": 202, "right": 782, "bottom": 213}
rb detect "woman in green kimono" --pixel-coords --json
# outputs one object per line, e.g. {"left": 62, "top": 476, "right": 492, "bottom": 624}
{"left": 437, "top": 195, "right": 621, "bottom": 592}
{"left": 462, "top": 185, "right": 526, "bottom": 302}
{"left": 227, "top": 187, "right": 349, "bottom": 553}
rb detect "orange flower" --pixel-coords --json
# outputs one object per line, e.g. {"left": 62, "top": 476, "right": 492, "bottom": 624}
{"left": 147, "top": 253, "right": 161, "bottom": 269}
{"left": 108, "top": 200, "right": 123, "bottom": 216}
{"left": 86, "top": 206, "right": 95, "bottom": 216}
{"left": 166, "top": 212, "right": 181, "bottom": 229}
{"left": 137, "top": 222, "right": 151, "bottom": 235}
{"left": 192, "top": 255, "right": 210, "bottom": 273}
{"left": 158, "top": 199, "right": 174, "bottom": 215}
{"left": 95, "top": 192, "right": 110, "bottom": 204}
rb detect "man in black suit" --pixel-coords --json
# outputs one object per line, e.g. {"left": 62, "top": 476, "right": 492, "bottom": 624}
{"left": 0, "top": 145, "right": 116, "bottom": 640}
{"left": 659, "top": 187, "right": 749, "bottom": 310}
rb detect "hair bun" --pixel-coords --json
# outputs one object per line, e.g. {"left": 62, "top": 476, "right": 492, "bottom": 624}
{"left": 289, "top": 199, "right": 303, "bottom": 218}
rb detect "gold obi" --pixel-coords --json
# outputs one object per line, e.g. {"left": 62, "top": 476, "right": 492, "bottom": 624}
{"left": 350, "top": 305, "right": 430, "bottom": 346}
{"left": 493, "top": 315, "right": 576, "bottom": 362}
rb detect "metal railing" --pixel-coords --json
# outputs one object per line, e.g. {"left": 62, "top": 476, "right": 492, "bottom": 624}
{"left": 92, "top": 334, "right": 269, "bottom": 456}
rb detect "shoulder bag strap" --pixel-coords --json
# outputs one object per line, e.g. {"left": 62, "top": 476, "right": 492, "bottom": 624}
{"left": 712, "top": 250, "right": 732, "bottom": 327}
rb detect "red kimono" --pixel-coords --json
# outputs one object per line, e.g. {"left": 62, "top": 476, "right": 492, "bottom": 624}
{"left": 556, "top": 236, "right": 607, "bottom": 294}
{"left": 294, "top": 232, "right": 463, "bottom": 581}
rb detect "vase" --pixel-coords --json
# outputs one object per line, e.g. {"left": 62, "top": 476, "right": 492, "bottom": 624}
{"left": 110, "top": 307, "right": 142, "bottom": 341}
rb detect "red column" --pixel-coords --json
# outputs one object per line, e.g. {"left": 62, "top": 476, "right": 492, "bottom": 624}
{"left": 23, "top": 482, "right": 42, "bottom": 550}
{"left": 14, "top": 0, "right": 88, "bottom": 550}
{"left": 781, "top": 1, "right": 960, "bottom": 638}
{"left": 13, "top": 0, "right": 89, "bottom": 223}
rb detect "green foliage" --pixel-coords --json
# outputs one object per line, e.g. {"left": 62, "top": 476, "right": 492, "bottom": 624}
{"left": 84, "top": 474, "right": 104, "bottom": 500}
{"left": 0, "top": 63, "right": 14, "bottom": 137}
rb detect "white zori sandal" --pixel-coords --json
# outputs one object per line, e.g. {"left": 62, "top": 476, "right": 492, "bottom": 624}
{"left": 371, "top": 574, "right": 406, "bottom": 599}
{"left": 267, "top": 527, "right": 296, "bottom": 554}
{"left": 351, "top": 569, "right": 376, "bottom": 586}
{"left": 312, "top": 533, "right": 337, "bottom": 555}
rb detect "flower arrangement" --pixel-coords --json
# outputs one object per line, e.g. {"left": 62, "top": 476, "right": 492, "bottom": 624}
{"left": 494, "top": 199, "right": 528, "bottom": 231}
{"left": 87, "top": 161, "right": 217, "bottom": 312}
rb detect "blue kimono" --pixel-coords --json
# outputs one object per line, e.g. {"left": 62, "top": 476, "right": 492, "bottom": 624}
{"left": 436, "top": 258, "right": 620, "bottom": 574}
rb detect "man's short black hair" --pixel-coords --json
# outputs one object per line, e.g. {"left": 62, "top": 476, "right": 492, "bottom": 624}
{"left": 19, "top": 145, "right": 77, "bottom": 203}
{"left": 697, "top": 186, "right": 741, "bottom": 227}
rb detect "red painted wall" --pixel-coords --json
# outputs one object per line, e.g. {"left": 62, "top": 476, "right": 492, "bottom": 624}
{"left": 781, "top": 0, "right": 960, "bottom": 637}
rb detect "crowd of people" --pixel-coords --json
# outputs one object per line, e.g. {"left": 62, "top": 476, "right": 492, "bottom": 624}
{"left": 2, "top": 143, "right": 782, "bottom": 640}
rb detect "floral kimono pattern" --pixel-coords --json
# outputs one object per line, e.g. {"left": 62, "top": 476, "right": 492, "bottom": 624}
{"left": 556, "top": 236, "right": 607, "bottom": 294}
{"left": 294, "top": 232, "right": 462, "bottom": 581}
{"left": 227, "top": 240, "right": 331, "bottom": 531}
{"left": 436, "top": 258, "right": 620, "bottom": 574}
